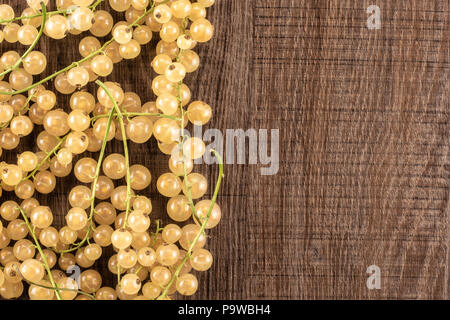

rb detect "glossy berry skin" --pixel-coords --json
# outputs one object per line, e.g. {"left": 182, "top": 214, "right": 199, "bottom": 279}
{"left": 176, "top": 273, "right": 198, "bottom": 296}
{"left": 111, "top": 229, "right": 133, "bottom": 249}
{"left": 121, "top": 273, "right": 141, "bottom": 295}
{"left": 190, "top": 248, "right": 213, "bottom": 271}
{"left": 157, "top": 173, "right": 182, "bottom": 197}
{"left": 20, "top": 259, "right": 45, "bottom": 283}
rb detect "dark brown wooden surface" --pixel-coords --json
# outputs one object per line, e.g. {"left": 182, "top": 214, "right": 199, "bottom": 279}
{"left": 1, "top": 0, "right": 449, "bottom": 299}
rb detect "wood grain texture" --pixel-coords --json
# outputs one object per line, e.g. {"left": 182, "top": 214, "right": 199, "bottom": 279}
{"left": 1, "top": 0, "right": 448, "bottom": 300}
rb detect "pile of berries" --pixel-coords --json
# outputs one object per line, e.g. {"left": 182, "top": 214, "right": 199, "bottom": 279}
{"left": 0, "top": 0, "right": 222, "bottom": 300}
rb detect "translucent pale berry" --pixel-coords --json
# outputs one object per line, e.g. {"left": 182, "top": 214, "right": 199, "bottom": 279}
{"left": 190, "top": 248, "right": 213, "bottom": 271}
{"left": 193, "top": 200, "right": 222, "bottom": 229}
{"left": 190, "top": 18, "right": 214, "bottom": 43}
{"left": 45, "top": 15, "right": 69, "bottom": 40}
{"left": 182, "top": 137, "right": 206, "bottom": 159}
{"left": 112, "top": 25, "right": 132, "bottom": 44}
{"left": 1, "top": 164, "right": 22, "bottom": 186}
{"left": 17, "top": 25, "right": 38, "bottom": 45}
{"left": 91, "top": 55, "right": 114, "bottom": 77}
{"left": 67, "top": 66, "right": 90, "bottom": 87}
{"left": 119, "top": 39, "right": 141, "bottom": 59}
{"left": 153, "top": 4, "right": 172, "bottom": 23}
{"left": 68, "top": 109, "right": 90, "bottom": 131}
{"left": 157, "top": 173, "right": 182, "bottom": 197}
{"left": 111, "top": 229, "right": 133, "bottom": 249}
{"left": 19, "top": 259, "right": 45, "bottom": 283}
{"left": 176, "top": 273, "right": 198, "bottom": 296}
{"left": 156, "top": 93, "right": 178, "bottom": 115}
{"left": 69, "top": 7, "right": 95, "bottom": 32}
{"left": 66, "top": 207, "right": 88, "bottom": 231}
{"left": 17, "top": 151, "right": 38, "bottom": 172}
{"left": 23, "top": 51, "right": 47, "bottom": 75}
{"left": 120, "top": 273, "right": 141, "bottom": 295}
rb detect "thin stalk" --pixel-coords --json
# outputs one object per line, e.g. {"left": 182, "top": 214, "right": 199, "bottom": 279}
{"left": 135, "top": 266, "right": 143, "bottom": 275}
{"left": 90, "top": 0, "right": 104, "bottom": 11}
{"left": 21, "top": 134, "right": 67, "bottom": 183}
{"left": 0, "top": 10, "right": 62, "bottom": 25}
{"left": 127, "top": 0, "right": 170, "bottom": 28}
{"left": 87, "top": 108, "right": 116, "bottom": 222}
{"left": 176, "top": 82, "right": 200, "bottom": 222}
{"left": 18, "top": 93, "right": 34, "bottom": 114}
{"left": 158, "top": 150, "right": 224, "bottom": 300}
{"left": 90, "top": 112, "right": 181, "bottom": 123}
{"left": 18, "top": 207, "right": 63, "bottom": 300}
{"left": 28, "top": 280, "right": 96, "bottom": 300}
{"left": 151, "top": 220, "right": 163, "bottom": 246}
{"left": 57, "top": 108, "right": 116, "bottom": 254}
{"left": 95, "top": 80, "right": 132, "bottom": 228}
{"left": 117, "top": 265, "right": 121, "bottom": 287}
{"left": 0, "top": 3, "right": 47, "bottom": 78}
{"left": 0, "top": 94, "right": 34, "bottom": 129}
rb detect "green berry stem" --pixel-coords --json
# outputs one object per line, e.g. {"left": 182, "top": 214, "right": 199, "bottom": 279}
{"left": 86, "top": 108, "right": 116, "bottom": 231}
{"left": 172, "top": 47, "right": 201, "bottom": 222}
{"left": 90, "top": 112, "right": 181, "bottom": 123}
{"left": 0, "top": 9, "right": 60, "bottom": 25}
{"left": 27, "top": 279, "right": 96, "bottom": 300}
{"left": 57, "top": 107, "right": 116, "bottom": 254}
{"left": 95, "top": 80, "right": 132, "bottom": 229}
{"left": 17, "top": 91, "right": 34, "bottom": 114}
{"left": 151, "top": 219, "right": 164, "bottom": 246}
{"left": 18, "top": 206, "right": 63, "bottom": 300}
{"left": 134, "top": 265, "right": 143, "bottom": 275}
{"left": 0, "top": 93, "right": 34, "bottom": 129}
{"left": 0, "top": 3, "right": 47, "bottom": 78}
{"left": 158, "top": 149, "right": 224, "bottom": 300}
{"left": 90, "top": 0, "right": 104, "bottom": 11}
{"left": 176, "top": 81, "right": 201, "bottom": 223}
{"left": 20, "top": 134, "right": 68, "bottom": 183}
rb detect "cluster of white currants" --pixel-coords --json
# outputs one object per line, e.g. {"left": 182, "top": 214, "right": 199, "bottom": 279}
{"left": 0, "top": 0, "right": 221, "bottom": 300}
{"left": 0, "top": 0, "right": 220, "bottom": 301}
